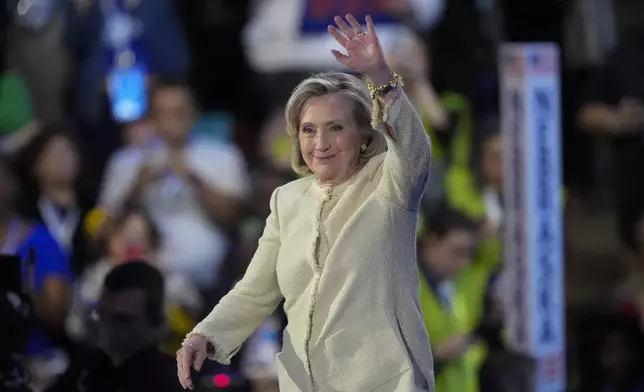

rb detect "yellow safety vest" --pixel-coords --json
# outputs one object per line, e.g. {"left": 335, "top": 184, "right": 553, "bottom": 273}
{"left": 444, "top": 164, "right": 566, "bottom": 271}
{"left": 423, "top": 92, "right": 473, "bottom": 169}
{"left": 444, "top": 165, "right": 485, "bottom": 219}
{"left": 419, "top": 263, "right": 490, "bottom": 392}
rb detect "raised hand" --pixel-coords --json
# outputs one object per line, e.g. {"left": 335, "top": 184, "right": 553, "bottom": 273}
{"left": 328, "top": 15, "right": 390, "bottom": 82}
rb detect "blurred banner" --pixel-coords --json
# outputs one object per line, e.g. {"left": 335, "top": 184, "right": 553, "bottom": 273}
{"left": 500, "top": 43, "right": 565, "bottom": 392}
{"left": 299, "top": 0, "right": 396, "bottom": 34}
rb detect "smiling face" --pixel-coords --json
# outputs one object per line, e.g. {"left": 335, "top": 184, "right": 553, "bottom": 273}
{"left": 298, "top": 93, "right": 363, "bottom": 184}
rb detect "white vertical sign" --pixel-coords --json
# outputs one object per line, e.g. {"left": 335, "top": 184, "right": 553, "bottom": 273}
{"left": 500, "top": 43, "right": 565, "bottom": 392}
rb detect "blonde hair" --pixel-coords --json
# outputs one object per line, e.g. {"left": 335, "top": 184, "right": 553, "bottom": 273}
{"left": 284, "top": 72, "right": 386, "bottom": 175}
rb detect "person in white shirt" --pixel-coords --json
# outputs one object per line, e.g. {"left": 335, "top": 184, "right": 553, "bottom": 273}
{"left": 98, "top": 79, "right": 250, "bottom": 290}
{"left": 98, "top": 119, "right": 158, "bottom": 215}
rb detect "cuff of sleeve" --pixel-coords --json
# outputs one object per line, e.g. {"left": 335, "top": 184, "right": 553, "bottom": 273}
{"left": 184, "top": 327, "right": 242, "bottom": 365}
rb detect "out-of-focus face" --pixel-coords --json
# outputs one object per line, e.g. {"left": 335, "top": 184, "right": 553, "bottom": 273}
{"left": 107, "top": 213, "right": 155, "bottom": 264}
{"left": 421, "top": 229, "right": 477, "bottom": 279}
{"left": 96, "top": 288, "right": 152, "bottom": 357}
{"left": 150, "top": 87, "right": 195, "bottom": 145}
{"left": 298, "top": 93, "right": 363, "bottom": 184}
{"left": 36, "top": 135, "right": 80, "bottom": 185}
{"left": 482, "top": 134, "right": 503, "bottom": 190}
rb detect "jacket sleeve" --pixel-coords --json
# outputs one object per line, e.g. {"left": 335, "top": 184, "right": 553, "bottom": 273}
{"left": 375, "top": 89, "right": 432, "bottom": 210}
{"left": 186, "top": 188, "right": 283, "bottom": 364}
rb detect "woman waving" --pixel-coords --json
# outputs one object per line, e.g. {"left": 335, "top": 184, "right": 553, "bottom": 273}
{"left": 177, "top": 15, "right": 433, "bottom": 392}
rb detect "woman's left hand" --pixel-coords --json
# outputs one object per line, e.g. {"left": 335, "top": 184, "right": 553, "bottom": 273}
{"left": 328, "top": 15, "right": 392, "bottom": 84}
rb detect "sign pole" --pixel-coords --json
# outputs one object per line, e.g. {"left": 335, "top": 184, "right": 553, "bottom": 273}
{"left": 500, "top": 42, "right": 566, "bottom": 392}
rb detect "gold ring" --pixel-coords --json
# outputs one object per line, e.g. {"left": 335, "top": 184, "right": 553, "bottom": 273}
{"left": 355, "top": 32, "right": 367, "bottom": 37}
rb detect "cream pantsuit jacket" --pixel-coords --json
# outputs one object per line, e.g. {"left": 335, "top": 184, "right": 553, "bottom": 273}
{"left": 190, "top": 90, "right": 434, "bottom": 391}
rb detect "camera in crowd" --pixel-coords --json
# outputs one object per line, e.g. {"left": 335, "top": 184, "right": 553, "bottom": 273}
{"left": 0, "top": 254, "right": 34, "bottom": 392}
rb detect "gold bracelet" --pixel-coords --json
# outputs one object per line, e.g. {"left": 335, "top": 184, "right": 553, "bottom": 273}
{"left": 368, "top": 73, "right": 404, "bottom": 128}
{"left": 366, "top": 72, "right": 404, "bottom": 98}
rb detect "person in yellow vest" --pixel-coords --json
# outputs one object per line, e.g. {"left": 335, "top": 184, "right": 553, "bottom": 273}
{"left": 445, "top": 126, "right": 565, "bottom": 272}
{"left": 444, "top": 124, "right": 501, "bottom": 222}
{"left": 444, "top": 128, "right": 503, "bottom": 271}
{"left": 418, "top": 206, "right": 501, "bottom": 392}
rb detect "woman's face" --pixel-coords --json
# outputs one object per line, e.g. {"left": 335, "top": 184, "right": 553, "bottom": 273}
{"left": 298, "top": 93, "right": 363, "bottom": 184}
{"left": 36, "top": 136, "right": 80, "bottom": 185}
{"left": 108, "top": 214, "right": 154, "bottom": 263}
{"left": 482, "top": 134, "right": 503, "bottom": 189}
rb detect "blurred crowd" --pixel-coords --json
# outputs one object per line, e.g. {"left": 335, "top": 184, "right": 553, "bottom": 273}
{"left": 2, "top": 0, "right": 644, "bottom": 391}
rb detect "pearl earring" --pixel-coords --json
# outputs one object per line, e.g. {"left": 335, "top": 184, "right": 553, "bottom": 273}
{"left": 360, "top": 143, "right": 366, "bottom": 153}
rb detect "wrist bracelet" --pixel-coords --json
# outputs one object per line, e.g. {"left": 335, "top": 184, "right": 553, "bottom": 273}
{"left": 366, "top": 72, "right": 404, "bottom": 99}
{"left": 368, "top": 73, "right": 404, "bottom": 128}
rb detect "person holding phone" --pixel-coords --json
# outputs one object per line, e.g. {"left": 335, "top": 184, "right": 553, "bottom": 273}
{"left": 98, "top": 79, "right": 250, "bottom": 297}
